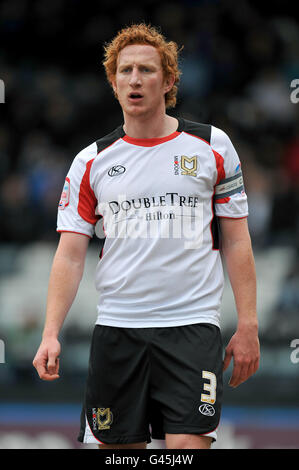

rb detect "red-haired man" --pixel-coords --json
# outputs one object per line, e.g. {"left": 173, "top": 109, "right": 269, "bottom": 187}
{"left": 33, "top": 24, "right": 260, "bottom": 450}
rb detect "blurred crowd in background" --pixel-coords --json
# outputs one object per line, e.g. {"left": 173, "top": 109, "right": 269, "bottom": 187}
{"left": 0, "top": 0, "right": 299, "bottom": 406}
{"left": 0, "top": 0, "right": 298, "bottom": 247}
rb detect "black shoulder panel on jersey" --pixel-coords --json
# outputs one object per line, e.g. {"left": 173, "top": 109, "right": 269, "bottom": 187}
{"left": 177, "top": 118, "right": 211, "bottom": 145}
{"left": 96, "top": 125, "right": 125, "bottom": 155}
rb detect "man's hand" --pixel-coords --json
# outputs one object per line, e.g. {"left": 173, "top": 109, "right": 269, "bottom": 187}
{"left": 223, "top": 324, "right": 260, "bottom": 388}
{"left": 33, "top": 338, "right": 61, "bottom": 381}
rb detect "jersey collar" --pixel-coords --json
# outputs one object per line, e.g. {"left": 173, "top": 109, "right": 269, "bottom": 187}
{"left": 119, "top": 117, "right": 185, "bottom": 147}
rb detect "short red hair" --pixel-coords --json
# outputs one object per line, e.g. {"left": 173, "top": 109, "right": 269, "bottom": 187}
{"left": 103, "top": 23, "right": 182, "bottom": 108}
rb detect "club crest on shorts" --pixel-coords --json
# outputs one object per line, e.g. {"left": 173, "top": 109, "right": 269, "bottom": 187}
{"left": 92, "top": 407, "right": 113, "bottom": 430}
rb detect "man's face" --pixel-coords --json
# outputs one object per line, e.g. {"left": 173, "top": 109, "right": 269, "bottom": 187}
{"left": 112, "top": 44, "right": 173, "bottom": 118}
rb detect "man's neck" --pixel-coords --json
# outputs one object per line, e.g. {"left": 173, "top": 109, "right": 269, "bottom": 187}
{"left": 123, "top": 113, "right": 178, "bottom": 139}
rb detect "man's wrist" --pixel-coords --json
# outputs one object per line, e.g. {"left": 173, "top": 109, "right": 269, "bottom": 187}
{"left": 237, "top": 317, "right": 258, "bottom": 332}
{"left": 42, "top": 328, "right": 60, "bottom": 340}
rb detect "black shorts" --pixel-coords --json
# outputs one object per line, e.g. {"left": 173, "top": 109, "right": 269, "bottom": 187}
{"left": 78, "top": 323, "right": 223, "bottom": 445}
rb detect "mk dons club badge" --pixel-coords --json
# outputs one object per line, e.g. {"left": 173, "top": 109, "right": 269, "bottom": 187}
{"left": 174, "top": 155, "right": 198, "bottom": 177}
{"left": 92, "top": 407, "right": 113, "bottom": 431}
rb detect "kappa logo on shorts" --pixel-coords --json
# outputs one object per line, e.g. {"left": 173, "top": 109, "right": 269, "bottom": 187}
{"left": 198, "top": 403, "right": 215, "bottom": 416}
{"left": 92, "top": 407, "right": 113, "bottom": 430}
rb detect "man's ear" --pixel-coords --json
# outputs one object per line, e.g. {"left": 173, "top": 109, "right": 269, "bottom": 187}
{"left": 164, "top": 74, "right": 175, "bottom": 94}
{"left": 111, "top": 79, "right": 118, "bottom": 98}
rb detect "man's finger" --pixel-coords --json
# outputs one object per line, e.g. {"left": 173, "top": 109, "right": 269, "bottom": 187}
{"left": 40, "top": 372, "right": 60, "bottom": 381}
{"left": 223, "top": 348, "right": 233, "bottom": 371}
{"left": 47, "top": 354, "right": 59, "bottom": 374}
{"left": 229, "top": 362, "right": 250, "bottom": 387}
{"left": 229, "top": 361, "right": 243, "bottom": 387}
{"left": 254, "top": 357, "right": 260, "bottom": 374}
{"left": 247, "top": 359, "right": 259, "bottom": 381}
{"left": 35, "top": 362, "right": 47, "bottom": 379}
{"left": 33, "top": 354, "right": 60, "bottom": 380}
{"left": 33, "top": 354, "right": 48, "bottom": 377}
{"left": 36, "top": 360, "right": 59, "bottom": 381}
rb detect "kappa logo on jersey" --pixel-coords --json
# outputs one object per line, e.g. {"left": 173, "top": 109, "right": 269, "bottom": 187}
{"left": 91, "top": 407, "right": 113, "bottom": 431}
{"left": 108, "top": 165, "right": 126, "bottom": 177}
{"left": 58, "top": 177, "right": 70, "bottom": 210}
{"left": 198, "top": 404, "right": 215, "bottom": 416}
{"left": 174, "top": 156, "right": 198, "bottom": 177}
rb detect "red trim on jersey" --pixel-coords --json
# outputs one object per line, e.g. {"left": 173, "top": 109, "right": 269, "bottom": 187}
{"left": 122, "top": 131, "right": 180, "bottom": 147}
{"left": 57, "top": 230, "right": 92, "bottom": 239}
{"left": 78, "top": 159, "right": 100, "bottom": 225}
{"left": 212, "top": 149, "right": 231, "bottom": 205}
{"left": 215, "top": 197, "right": 230, "bottom": 204}
{"left": 212, "top": 149, "right": 225, "bottom": 185}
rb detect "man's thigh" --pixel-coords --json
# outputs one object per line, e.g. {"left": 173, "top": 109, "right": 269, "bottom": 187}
{"left": 78, "top": 326, "right": 152, "bottom": 446}
{"left": 150, "top": 323, "right": 223, "bottom": 444}
{"left": 98, "top": 442, "right": 147, "bottom": 449}
{"left": 165, "top": 433, "right": 212, "bottom": 449}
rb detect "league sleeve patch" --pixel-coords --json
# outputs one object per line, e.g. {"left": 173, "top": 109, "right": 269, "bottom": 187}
{"left": 215, "top": 172, "right": 244, "bottom": 199}
{"left": 235, "top": 163, "right": 242, "bottom": 174}
{"left": 58, "top": 177, "right": 70, "bottom": 210}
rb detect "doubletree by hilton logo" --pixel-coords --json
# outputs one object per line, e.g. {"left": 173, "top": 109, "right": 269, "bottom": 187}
{"left": 0, "top": 80, "right": 4, "bottom": 103}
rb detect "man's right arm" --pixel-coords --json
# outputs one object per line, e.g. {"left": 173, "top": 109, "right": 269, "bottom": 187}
{"left": 33, "top": 232, "right": 90, "bottom": 381}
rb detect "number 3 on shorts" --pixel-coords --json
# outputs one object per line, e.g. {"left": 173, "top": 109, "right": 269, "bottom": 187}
{"left": 201, "top": 371, "right": 217, "bottom": 404}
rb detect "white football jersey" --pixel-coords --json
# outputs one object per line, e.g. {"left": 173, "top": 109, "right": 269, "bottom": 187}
{"left": 57, "top": 118, "right": 248, "bottom": 328}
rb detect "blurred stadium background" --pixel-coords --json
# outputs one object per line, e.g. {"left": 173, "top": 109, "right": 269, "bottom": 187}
{"left": 1, "top": 0, "right": 299, "bottom": 449}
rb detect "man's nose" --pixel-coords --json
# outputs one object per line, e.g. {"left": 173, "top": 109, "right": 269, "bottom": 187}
{"left": 129, "top": 66, "right": 141, "bottom": 86}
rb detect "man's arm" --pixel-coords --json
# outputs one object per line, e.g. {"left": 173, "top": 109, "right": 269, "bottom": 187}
{"left": 33, "top": 232, "right": 90, "bottom": 381}
{"left": 219, "top": 217, "right": 260, "bottom": 387}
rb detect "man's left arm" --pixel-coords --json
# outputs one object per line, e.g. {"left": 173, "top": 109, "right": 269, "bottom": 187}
{"left": 219, "top": 216, "right": 260, "bottom": 388}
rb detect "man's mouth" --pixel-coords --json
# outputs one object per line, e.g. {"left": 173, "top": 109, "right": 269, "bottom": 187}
{"left": 128, "top": 92, "right": 143, "bottom": 102}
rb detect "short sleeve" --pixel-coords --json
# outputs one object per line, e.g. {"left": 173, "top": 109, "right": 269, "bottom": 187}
{"left": 57, "top": 142, "right": 99, "bottom": 238}
{"left": 211, "top": 126, "right": 248, "bottom": 219}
